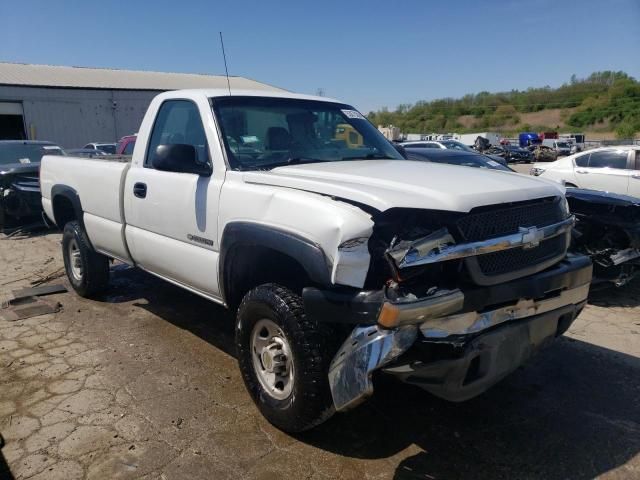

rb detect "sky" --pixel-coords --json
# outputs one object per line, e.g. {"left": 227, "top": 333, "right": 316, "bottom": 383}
{"left": 1, "top": 0, "right": 639, "bottom": 113}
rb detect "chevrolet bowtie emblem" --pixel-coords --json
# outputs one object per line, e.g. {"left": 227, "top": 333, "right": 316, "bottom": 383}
{"left": 519, "top": 226, "right": 544, "bottom": 249}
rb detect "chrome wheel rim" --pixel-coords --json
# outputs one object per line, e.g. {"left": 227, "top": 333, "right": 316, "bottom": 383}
{"left": 250, "top": 318, "right": 294, "bottom": 400}
{"left": 68, "top": 239, "right": 83, "bottom": 281}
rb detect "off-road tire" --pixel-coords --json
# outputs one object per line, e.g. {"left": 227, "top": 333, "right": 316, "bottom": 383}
{"left": 62, "top": 221, "right": 110, "bottom": 297}
{"left": 236, "top": 283, "right": 337, "bottom": 432}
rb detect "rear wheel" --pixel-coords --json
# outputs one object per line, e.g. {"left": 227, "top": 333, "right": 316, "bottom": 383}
{"left": 62, "top": 221, "right": 110, "bottom": 297}
{"left": 236, "top": 283, "right": 336, "bottom": 432}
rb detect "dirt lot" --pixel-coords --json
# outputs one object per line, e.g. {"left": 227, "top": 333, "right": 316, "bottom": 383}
{"left": 1, "top": 230, "right": 639, "bottom": 480}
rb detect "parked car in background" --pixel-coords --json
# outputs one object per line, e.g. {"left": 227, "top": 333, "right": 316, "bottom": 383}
{"left": 67, "top": 148, "right": 109, "bottom": 158}
{"left": 542, "top": 139, "right": 572, "bottom": 156}
{"left": 401, "top": 139, "right": 507, "bottom": 165}
{"left": 530, "top": 145, "right": 559, "bottom": 162}
{"left": 531, "top": 146, "right": 640, "bottom": 197}
{"left": 559, "top": 133, "right": 585, "bottom": 152}
{"left": 405, "top": 147, "right": 512, "bottom": 171}
{"left": 566, "top": 189, "right": 640, "bottom": 287}
{"left": 41, "top": 88, "right": 591, "bottom": 432}
{"left": 0, "top": 140, "right": 64, "bottom": 225}
{"left": 83, "top": 142, "right": 116, "bottom": 154}
{"left": 116, "top": 134, "right": 137, "bottom": 155}
{"left": 487, "top": 144, "right": 533, "bottom": 163}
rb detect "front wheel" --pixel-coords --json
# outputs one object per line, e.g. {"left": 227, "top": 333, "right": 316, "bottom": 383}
{"left": 236, "top": 283, "right": 336, "bottom": 432}
{"left": 62, "top": 221, "right": 110, "bottom": 297}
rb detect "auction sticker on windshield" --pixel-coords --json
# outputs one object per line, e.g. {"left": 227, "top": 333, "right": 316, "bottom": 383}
{"left": 341, "top": 109, "right": 366, "bottom": 120}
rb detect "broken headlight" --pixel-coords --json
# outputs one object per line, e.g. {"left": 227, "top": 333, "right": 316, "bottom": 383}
{"left": 364, "top": 208, "right": 464, "bottom": 289}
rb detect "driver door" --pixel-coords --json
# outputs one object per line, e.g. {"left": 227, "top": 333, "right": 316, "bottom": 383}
{"left": 124, "top": 99, "right": 223, "bottom": 298}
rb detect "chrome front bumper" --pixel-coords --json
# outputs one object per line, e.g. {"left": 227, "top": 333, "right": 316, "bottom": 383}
{"left": 328, "top": 325, "right": 417, "bottom": 411}
{"left": 419, "top": 282, "right": 590, "bottom": 338}
{"left": 328, "top": 280, "right": 590, "bottom": 411}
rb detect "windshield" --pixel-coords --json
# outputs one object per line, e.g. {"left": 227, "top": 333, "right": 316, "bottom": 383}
{"left": 440, "top": 140, "right": 474, "bottom": 152}
{"left": 556, "top": 142, "right": 569, "bottom": 148}
{"left": 0, "top": 143, "right": 64, "bottom": 165}
{"left": 211, "top": 96, "right": 404, "bottom": 170}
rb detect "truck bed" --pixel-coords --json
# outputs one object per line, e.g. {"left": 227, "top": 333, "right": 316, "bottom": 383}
{"left": 40, "top": 155, "right": 132, "bottom": 263}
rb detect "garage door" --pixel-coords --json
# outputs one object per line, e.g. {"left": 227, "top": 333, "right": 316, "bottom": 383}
{"left": 0, "top": 102, "right": 26, "bottom": 140}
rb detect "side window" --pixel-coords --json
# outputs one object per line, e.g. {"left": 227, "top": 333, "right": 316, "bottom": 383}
{"left": 588, "top": 150, "right": 628, "bottom": 169}
{"left": 574, "top": 153, "right": 589, "bottom": 167}
{"left": 123, "top": 141, "right": 135, "bottom": 155}
{"left": 145, "top": 100, "right": 208, "bottom": 167}
{"left": 635, "top": 151, "right": 640, "bottom": 170}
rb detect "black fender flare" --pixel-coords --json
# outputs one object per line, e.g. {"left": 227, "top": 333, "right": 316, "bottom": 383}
{"left": 51, "top": 185, "right": 84, "bottom": 230}
{"left": 219, "top": 222, "right": 333, "bottom": 304}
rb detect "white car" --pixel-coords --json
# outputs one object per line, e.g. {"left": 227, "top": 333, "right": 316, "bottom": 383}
{"left": 531, "top": 146, "right": 640, "bottom": 197}
{"left": 83, "top": 142, "right": 117, "bottom": 155}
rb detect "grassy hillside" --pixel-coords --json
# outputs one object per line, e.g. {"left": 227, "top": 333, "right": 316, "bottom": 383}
{"left": 367, "top": 71, "right": 640, "bottom": 139}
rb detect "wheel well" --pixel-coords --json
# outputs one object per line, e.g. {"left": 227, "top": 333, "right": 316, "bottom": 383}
{"left": 223, "top": 245, "right": 311, "bottom": 309}
{"left": 52, "top": 195, "right": 77, "bottom": 229}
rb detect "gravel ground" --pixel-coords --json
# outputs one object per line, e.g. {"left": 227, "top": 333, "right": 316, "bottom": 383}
{"left": 1, "top": 230, "right": 639, "bottom": 479}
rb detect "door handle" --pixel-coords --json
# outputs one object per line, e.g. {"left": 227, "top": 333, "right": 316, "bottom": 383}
{"left": 133, "top": 182, "right": 147, "bottom": 198}
{"left": 576, "top": 170, "right": 589, "bottom": 174}
{"left": 632, "top": 175, "right": 640, "bottom": 180}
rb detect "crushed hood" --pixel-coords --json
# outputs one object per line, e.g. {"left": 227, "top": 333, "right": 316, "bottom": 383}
{"left": 243, "top": 160, "right": 564, "bottom": 212}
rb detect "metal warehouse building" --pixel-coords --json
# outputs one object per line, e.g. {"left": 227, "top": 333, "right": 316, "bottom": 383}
{"left": 0, "top": 62, "right": 283, "bottom": 148}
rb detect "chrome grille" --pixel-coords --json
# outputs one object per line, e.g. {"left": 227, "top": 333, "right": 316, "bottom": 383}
{"left": 458, "top": 197, "right": 568, "bottom": 284}
{"left": 457, "top": 197, "right": 565, "bottom": 242}
{"left": 476, "top": 235, "right": 567, "bottom": 276}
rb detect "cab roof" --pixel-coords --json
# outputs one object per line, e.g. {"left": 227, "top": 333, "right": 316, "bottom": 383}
{"left": 158, "top": 88, "right": 344, "bottom": 105}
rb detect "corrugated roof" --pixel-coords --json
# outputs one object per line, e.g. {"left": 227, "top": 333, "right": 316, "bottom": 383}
{"left": 0, "top": 62, "right": 284, "bottom": 91}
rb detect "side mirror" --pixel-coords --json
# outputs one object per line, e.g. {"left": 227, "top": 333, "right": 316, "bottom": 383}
{"left": 151, "top": 144, "right": 212, "bottom": 176}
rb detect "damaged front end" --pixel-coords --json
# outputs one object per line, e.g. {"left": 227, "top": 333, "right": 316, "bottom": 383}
{"left": 566, "top": 189, "right": 640, "bottom": 287}
{"left": 305, "top": 197, "right": 592, "bottom": 411}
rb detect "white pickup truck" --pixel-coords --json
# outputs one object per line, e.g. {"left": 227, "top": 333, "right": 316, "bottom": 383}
{"left": 41, "top": 89, "right": 592, "bottom": 432}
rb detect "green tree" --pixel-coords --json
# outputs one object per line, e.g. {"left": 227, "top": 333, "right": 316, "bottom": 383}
{"left": 615, "top": 122, "right": 638, "bottom": 140}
